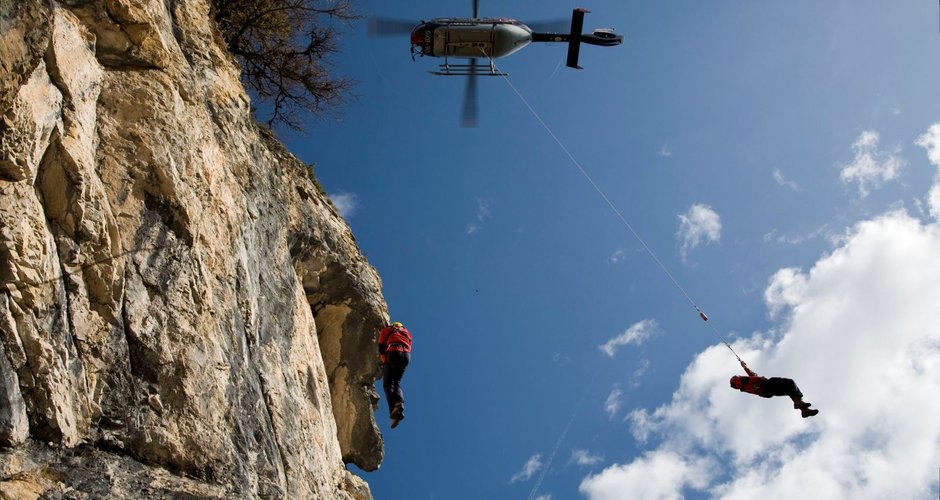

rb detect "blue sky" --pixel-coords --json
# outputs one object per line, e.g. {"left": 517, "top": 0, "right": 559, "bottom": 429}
{"left": 280, "top": 1, "right": 940, "bottom": 498}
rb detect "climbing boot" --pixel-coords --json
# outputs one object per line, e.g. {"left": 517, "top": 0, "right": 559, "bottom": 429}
{"left": 390, "top": 402, "right": 405, "bottom": 428}
{"left": 801, "top": 408, "right": 819, "bottom": 418}
{"left": 793, "top": 401, "right": 811, "bottom": 410}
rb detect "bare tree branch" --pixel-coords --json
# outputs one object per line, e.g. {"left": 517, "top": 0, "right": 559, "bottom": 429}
{"left": 210, "top": 0, "right": 359, "bottom": 131}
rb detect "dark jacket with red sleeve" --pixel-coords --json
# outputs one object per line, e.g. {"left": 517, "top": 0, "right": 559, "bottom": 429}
{"left": 378, "top": 325, "right": 412, "bottom": 364}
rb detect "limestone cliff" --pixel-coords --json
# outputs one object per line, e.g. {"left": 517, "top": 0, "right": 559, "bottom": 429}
{"left": 0, "top": 1, "right": 387, "bottom": 498}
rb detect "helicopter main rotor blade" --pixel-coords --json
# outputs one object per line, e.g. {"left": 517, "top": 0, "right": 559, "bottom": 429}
{"left": 472, "top": 0, "right": 479, "bottom": 18}
{"left": 461, "top": 59, "right": 479, "bottom": 127}
{"left": 368, "top": 17, "right": 417, "bottom": 36}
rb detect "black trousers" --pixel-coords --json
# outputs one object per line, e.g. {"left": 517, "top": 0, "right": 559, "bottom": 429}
{"left": 382, "top": 351, "right": 410, "bottom": 415}
{"left": 761, "top": 377, "right": 803, "bottom": 399}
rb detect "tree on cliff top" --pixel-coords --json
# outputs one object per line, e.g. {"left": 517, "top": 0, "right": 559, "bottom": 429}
{"left": 211, "top": 0, "right": 358, "bottom": 131}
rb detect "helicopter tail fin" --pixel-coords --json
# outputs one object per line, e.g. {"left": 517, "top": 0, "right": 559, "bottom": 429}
{"left": 566, "top": 8, "right": 588, "bottom": 69}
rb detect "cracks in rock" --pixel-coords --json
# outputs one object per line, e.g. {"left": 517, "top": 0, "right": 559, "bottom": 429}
{"left": 254, "top": 373, "right": 290, "bottom": 496}
{"left": 93, "top": 2, "right": 165, "bottom": 70}
{"left": 234, "top": 268, "right": 288, "bottom": 496}
{"left": 166, "top": 0, "right": 197, "bottom": 72}
{"left": 54, "top": 231, "right": 91, "bottom": 401}
{"left": 141, "top": 192, "right": 194, "bottom": 248}
{"left": 43, "top": 26, "right": 76, "bottom": 111}
{"left": 118, "top": 266, "right": 138, "bottom": 384}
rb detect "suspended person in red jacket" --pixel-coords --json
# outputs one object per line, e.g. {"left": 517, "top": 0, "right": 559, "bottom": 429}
{"left": 730, "top": 361, "right": 819, "bottom": 418}
{"left": 378, "top": 322, "right": 412, "bottom": 428}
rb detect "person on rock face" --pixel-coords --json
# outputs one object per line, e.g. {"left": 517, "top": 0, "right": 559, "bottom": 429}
{"left": 378, "top": 322, "right": 412, "bottom": 428}
{"left": 730, "top": 361, "right": 819, "bottom": 418}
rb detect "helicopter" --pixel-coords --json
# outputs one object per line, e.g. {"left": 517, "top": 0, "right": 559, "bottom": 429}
{"left": 370, "top": 2, "right": 623, "bottom": 126}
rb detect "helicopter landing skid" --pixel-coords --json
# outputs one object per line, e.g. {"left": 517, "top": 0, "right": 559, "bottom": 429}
{"left": 430, "top": 63, "right": 507, "bottom": 76}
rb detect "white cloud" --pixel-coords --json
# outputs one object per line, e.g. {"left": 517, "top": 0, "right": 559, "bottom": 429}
{"left": 582, "top": 207, "right": 940, "bottom": 500}
{"left": 677, "top": 204, "right": 721, "bottom": 263}
{"left": 928, "top": 185, "right": 940, "bottom": 221}
{"left": 466, "top": 198, "right": 491, "bottom": 235}
{"left": 916, "top": 123, "right": 940, "bottom": 167}
{"left": 772, "top": 168, "right": 800, "bottom": 191}
{"left": 626, "top": 408, "right": 655, "bottom": 444}
{"left": 328, "top": 192, "right": 359, "bottom": 218}
{"left": 510, "top": 454, "right": 543, "bottom": 484}
{"left": 533, "top": 495, "right": 552, "bottom": 500}
{"left": 599, "top": 319, "right": 659, "bottom": 357}
{"left": 610, "top": 247, "right": 642, "bottom": 264}
{"left": 659, "top": 145, "right": 673, "bottom": 157}
{"left": 763, "top": 267, "right": 808, "bottom": 320}
{"left": 579, "top": 450, "right": 714, "bottom": 500}
{"left": 915, "top": 123, "right": 940, "bottom": 219}
{"left": 603, "top": 386, "right": 623, "bottom": 419}
{"left": 762, "top": 224, "right": 831, "bottom": 246}
{"left": 571, "top": 449, "right": 604, "bottom": 467}
{"left": 631, "top": 358, "right": 651, "bottom": 387}
{"left": 839, "top": 130, "right": 903, "bottom": 197}
{"left": 609, "top": 248, "right": 627, "bottom": 263}
{"left": 552, "top": 353, "right": 573, "bottom": 365}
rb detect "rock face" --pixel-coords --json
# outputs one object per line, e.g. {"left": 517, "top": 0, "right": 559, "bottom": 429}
{"left": 0, "top": 1, "right": 387, "bottom": 498}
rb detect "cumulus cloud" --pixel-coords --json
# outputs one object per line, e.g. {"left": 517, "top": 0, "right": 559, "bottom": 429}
{"left": 580, "top": 451, "right": 714, "bottom": 500}
{"left": 571, "top": 449, "right": 604, "bottom": 467}
{"left": 466, "top": 198, "right": 491, "bottom": 235}
{"left": 328, "top": 192, "right": 359, "bottom": 218}
{"left": 772, "top": 168, "right": 801, "bottom": 191}
{"left": 626, "top": 408, "right": 656, "bottom": 445}
{"left": 763, "top": 267, "right": 809, "bottom": 320}
{"left": 839, "top": 130, "right": 903, "bottom": 197}
{"left": 916, "top": 124, "right": 940, "bottom": 167}
{"left": 677, "top": 204, "right": 722, "bottom": 263}
{"left": 915, "top": 123, "right": 940, "bottom": 219}
{"left": 599, "top": 319, "right": 659, "bottom": 357}
{"left": 510, "top": 454, "right": 543, "bottom": 484}
{"left": 582, "top": 206, "right": 940, "bottom": 499}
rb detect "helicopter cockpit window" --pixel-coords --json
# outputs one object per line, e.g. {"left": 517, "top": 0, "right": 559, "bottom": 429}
{"left": 410, "top": 24, "right": 432, "bottom": 58}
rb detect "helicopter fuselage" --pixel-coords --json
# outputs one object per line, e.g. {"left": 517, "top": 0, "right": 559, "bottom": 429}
{"left": 410, "top": 18, "right": 538, "bottom": 60}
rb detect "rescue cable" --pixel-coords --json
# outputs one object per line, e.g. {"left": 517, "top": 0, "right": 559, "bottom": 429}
{"left": 487, "top": 60, "right": 745, "bottom": 500}
{"left": 495, "top": 66, "right": 742, "bottom": 363}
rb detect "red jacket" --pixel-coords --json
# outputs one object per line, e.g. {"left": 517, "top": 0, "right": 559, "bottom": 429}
{"left": 730, "top": 364, "right": 769, "bottom": 397}
{"left": 378, "top": 325, "right": 412, "bottom": 363}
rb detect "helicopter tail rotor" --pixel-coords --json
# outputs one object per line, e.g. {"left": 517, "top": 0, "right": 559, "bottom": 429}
{"left": 566, "top": 8, "right": 587, "bottom": 69}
